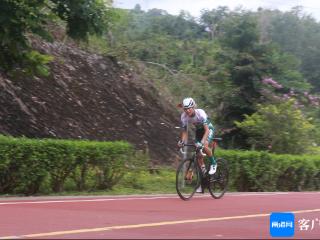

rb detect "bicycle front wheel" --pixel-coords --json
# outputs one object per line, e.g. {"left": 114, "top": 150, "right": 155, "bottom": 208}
{"left": 208, "top": 158, "right": 229, "bottom": 199}
{"left": 176, "top": 158, "right": 200, "bottom": 200}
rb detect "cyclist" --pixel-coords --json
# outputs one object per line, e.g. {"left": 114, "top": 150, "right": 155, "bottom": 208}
{"left": 177, "top": 97, "right": 217, "bottom": 193}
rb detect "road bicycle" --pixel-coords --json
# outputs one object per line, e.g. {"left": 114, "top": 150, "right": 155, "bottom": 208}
{"left": 176, "top": 138, "right": 229, "bottom": 201}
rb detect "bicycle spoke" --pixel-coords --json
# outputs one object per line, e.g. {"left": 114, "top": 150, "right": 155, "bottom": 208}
{"left": 176, "top": 159, "right": 200, "bottom": 200}
{"left": 208, "top": 158, "right": 229, "bottom": 199}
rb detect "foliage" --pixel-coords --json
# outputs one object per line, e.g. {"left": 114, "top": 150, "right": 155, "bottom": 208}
{"left": 220, "top": 12, "right": 259, "bottom": 51}
{"left": 0, "top": 135, "right": 136, "bottom": 195}
{"left": 2, "top": 141, "right": 320, "bottom": 195}
{"left": 235, "top": 100, "right": 314, "bottom": 154}
{"left": 260, "top": 6, "right": 320, "bottom": 91}
{"left": 0, "top": 0, "right": 55, "bottom": 74}
{"left": 51, "top": 0, "right": 113, "bottom": 40}
{"left": 208, "top": 15, "right": 276, "bottom": 136}
{"left": 105, "top": 8, "right": 205, "bottom": 67}
{"left": 217, "top": 148, "right": 320, "bottom": 192}
{"left": 264, "top": 47, "right": 310, "bottom": 91}
{"left": 114, "top": 167, "right": 175, "bottom": 194}
{"left": 200, "top": 6, "right": 230, "bottom": 41}
{"left": 0, "top": 0, "right": 112, "bottom": 75}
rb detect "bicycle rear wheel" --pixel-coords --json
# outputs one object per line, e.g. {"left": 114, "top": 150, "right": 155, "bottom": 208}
{"left": 208, "top": 158, "right": 229, "bottom": 199}
{"left": 176, "top": 158, "right": 200, "bottom": 200}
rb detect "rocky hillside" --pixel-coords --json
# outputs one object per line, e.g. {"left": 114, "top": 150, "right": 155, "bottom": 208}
{"left": 0, "top": 38, "right": 181, "bottom": 165}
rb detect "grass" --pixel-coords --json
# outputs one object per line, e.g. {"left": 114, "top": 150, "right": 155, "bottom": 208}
{"left": 0, "top": 167, "right": 177, "bottom": 197}
{"left": 60, "top": 167, "right": 177, "bottom": 196}
{"left": 113, "top": 167, "right": 176, "bottom": 195}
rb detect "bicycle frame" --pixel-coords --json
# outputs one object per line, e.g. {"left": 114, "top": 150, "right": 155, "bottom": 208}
{"left": 180, "top": 137, "right": 222, "bottom": 175}
{"left": 176, "top": 138, "right": 227, "bottom": 200}
{"left": 179, "top": 143, "right": 212, "bottom": 191}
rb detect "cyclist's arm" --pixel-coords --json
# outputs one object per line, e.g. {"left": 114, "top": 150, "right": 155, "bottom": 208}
{"left": 201, "top": 124, "right": 210, "bottom": 144}
{"left": 180, "top": 128, "right": 188, "bottom": 143}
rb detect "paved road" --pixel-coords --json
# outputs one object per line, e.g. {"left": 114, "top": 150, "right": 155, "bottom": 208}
{"left": 0, "top": 192, "right": 319, "bottom": 239}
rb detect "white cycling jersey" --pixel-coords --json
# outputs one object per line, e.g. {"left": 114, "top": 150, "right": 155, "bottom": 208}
{"left": 181, "top": 109, "right": 214, "bottom": 130}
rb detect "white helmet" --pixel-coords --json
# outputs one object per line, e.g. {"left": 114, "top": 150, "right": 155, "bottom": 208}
{"left": 182, "top": 97, "right": 195, "bottom": 109}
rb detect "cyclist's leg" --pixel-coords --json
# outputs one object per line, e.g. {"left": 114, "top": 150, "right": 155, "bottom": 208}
{"left": 185, "top": 167, "right": 194, "bottom": 180}
{"left": 203, "top": 129, "right": 216, "bottom": 166}
{"left": 195, "top": 129, "right": 206, "bottom": 168}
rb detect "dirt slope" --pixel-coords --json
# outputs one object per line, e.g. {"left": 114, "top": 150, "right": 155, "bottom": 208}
{"left": 0, "top": 39, "right": 181, "bottom": 165}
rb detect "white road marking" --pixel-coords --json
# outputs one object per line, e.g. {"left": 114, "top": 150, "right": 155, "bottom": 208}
{"left": 0, "top": 192, "right": 319, "bottom": 205}
{"left": 1, "top": 208, "right": 320, "bottom": 239}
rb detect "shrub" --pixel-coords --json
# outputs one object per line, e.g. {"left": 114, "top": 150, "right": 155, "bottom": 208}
{"left": 0, "top": 135, "right": 134, "bottom": 195}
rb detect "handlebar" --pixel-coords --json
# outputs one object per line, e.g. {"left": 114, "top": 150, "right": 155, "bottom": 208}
{"left": 178, "top": 138, "right": 222, "bottom": 156}
{"left": 179, "top": 144, "right": 206, "bottom": 156}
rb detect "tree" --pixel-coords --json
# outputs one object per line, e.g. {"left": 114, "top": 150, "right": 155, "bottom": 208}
{"left": 265, "top": 6, "right": 320, "bottom": 91}
{"left": 235, "top": 99, "right": 314, "bottom": 154}
{"left": 0, "top": 0, "right": 112, "bottom": 75}
{"left": 51, "top": 0, "right": 112, "bottom": 40}
{"left": 0, "top": 0, "right": 54, "bottom": 74}
{"left": 209, "top": 13, "right": 267, "bottom": 133}
{"left": 200, "top": 6, "right": 230, "bottom": 41}
{"left": 133, "top": 4, "right": 142, "bottom": 13}
{"left": 220, "top": 12, "right": 259, "bottom": 51}
{"left": 205, "top": 12, "right": 307, "bottom": 149}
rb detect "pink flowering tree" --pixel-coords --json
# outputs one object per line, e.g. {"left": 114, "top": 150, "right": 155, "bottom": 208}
{"left": 261, "top": 77, "right": 320, "bottom": 107}
{"left": 234, "top": 77, "right": 320, "bottom": 154}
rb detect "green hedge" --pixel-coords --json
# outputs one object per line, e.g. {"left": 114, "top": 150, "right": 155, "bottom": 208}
{"left": 0, "top": 135, "right": 137, "bottom": 195}
{"left": 1, "top": 134, "right": 319, "bottom": 195}
{"left": 216, "top": 149, "right": 320, "bottom": 191}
